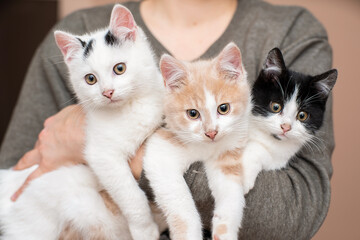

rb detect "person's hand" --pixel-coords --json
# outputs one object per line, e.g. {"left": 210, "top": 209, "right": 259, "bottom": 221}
{"left": 130, "top": 143, "right": 145, "bottom": 180}
{"left": 11, "top": 105, "right": 86, "bottom": 201}
{"left": 11, "top": 104, "right": 146, "bottom": 201}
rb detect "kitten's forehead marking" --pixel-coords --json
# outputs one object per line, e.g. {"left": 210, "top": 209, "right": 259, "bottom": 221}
{"left": 105, "top": 30, "right": 118, "bottom": 46}
{"left": 76, "top": 38, "right": 86, "bottom": 48}
{"left": 204, "top": 89, "right": 217, "bottom": 129}
{"left": 84, "top": 39, "right": 94, "bottom": 58}
{"left": 282, "top": 87, "right": 298, "bottom": 123}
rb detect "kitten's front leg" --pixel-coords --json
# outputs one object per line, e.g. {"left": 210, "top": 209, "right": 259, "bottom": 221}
{"left": 242, "top": 142, "right": 269, "bottom": 194}
{"left": 205, "top": 150, "right": 245, "bottom": 240}
{"left": 143, "top": 141, "right": 203, "bottom": 240}
{"left": 148, "top": 169, "right": 202, "bottom": 240}
{"left": 86, "top": 146, "right": 159, "bottom": 240}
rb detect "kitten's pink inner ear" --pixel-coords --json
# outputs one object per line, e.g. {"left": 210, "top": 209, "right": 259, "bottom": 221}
{"left": 160, "top": 55, "right": 186, "bottom": 90}
{"left": 110, "top": 5, "right": 137, "bottom": 41}
{"left": 218, "top": 42, "right": 244, "bottom": 79}
{"left": 54, "top": 31, "right": 81, "bottom": 62}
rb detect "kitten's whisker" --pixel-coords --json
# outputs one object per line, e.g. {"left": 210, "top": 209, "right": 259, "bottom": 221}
{"left": 61, "top": 96, "right": 78, "bottom": 107}
{"left": 300, "top": 92, "right": 323, "bottom": 108}
{"left": 275, "top": 79, "right": 285, "bottom": 99}
{"left": 285, "top": 75, "right": 293, "bottom": 95}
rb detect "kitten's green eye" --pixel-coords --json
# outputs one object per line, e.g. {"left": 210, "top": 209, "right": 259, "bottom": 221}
{"left": 270, "top": 102, "right": 282, "bottom": 113}
{"left": 297, "top": 111, "right": 309, "bottom": 121}
{"left": 217, "top": 103, "right": 230, "bottom": 115}
{"left": 113, "top": 63, "right": 126, "bottom": 75}
{"left": 85, "top": 74, "right": 97, "bottom": 85}
{"left": 186, "top": 109, "right": 200, "bottom": 120}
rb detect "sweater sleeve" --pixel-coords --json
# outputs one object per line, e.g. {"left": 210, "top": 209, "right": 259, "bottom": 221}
{"left": 185, "top": 9, "right": 334, "bottom": 240}
{"left": 0, "top": 11, "right": 89, "bottom": 169}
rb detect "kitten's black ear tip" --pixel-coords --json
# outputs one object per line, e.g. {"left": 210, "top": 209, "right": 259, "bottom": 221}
{"left": 322, "top": 68, "right": 338, "bottom": 82}
{"left": 268, "top": 47, "right": 282, "bottom": 57}
{"left": 328, "top": 69, "right": 338, "bottom": 85}
{"left": 330, "top": 69, "right": 338, "bottom": 78}
{"left": 263, "top": 47, "right": 285, "bottom": 72}
{"left": 313, "top": 68, "right": 338, "bottom": 96}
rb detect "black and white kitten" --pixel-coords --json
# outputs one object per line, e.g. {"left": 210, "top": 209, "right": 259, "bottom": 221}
{"left": 242, "top": 47, "right": 337, "bottom": 194}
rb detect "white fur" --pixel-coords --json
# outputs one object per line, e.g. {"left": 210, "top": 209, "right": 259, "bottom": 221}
{"left": 0, "top": 5, "right": 164, "bottom": 240}
{"left": 0, "top": 166, "right": 132, "bottom": 240}
{"left": 264, "top": 65, "right": 281, "bottom": 73}
{"left": 143, "top": 88, "right": 251, "bottom": 240}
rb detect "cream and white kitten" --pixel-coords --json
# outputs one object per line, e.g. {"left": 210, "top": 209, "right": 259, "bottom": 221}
{"left": 0, "top": 5, "right": 163, "bottom": 240}
{"left": 142, "top": 43, "right": 251, "bottom": 240}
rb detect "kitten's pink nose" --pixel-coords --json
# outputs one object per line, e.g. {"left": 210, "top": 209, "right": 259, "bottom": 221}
{"left": 281, "top": 123, "right": 292, "bottom": 133}
{"left": 102, "top": 89, "right": 114, "bottom": 99}
{"left": 205, "top": 130, "right": 218, "bottom": 140}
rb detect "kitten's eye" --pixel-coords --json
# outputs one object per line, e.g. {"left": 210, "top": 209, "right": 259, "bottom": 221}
{"left": 297, "top": 111, "right": 309, "bottom": 122}
{"left": 186, "top": 109, "right": 200, "bottom": 120}
{"left": 113, "top": 63, "right": 126, "bottom": 75}
{"left": 85, "top": 74, "right": 97, "bottom": 85}
{"left": 217, "top": 103, "right": 230, "bottom": 115}
{"left": 270, "top": 102, "right": 282, "bottom": 113}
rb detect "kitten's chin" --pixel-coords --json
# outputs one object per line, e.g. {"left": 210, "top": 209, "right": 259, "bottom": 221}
{"left": 272, "top": 133, "right": 288, "bottom": 141}
{"left": 110, "top": 99, "right": 122, "bottom": 104}
{"left": 102, "top": 98, "right": 123, "bottom": 107}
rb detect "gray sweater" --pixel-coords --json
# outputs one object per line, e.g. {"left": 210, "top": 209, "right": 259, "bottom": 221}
{"left": 0, "top": 0, "right": 334, "bottom": 239}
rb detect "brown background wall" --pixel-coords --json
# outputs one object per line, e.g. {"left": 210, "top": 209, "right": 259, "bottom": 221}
{"left": 1, "top": 0, "right": 359, "bottom": 239}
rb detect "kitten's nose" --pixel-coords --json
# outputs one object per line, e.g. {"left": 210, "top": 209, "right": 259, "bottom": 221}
{"left": 205, "top": 130, "right": 218, "bottom": 140}
{"left": 102, "top": 89, "right": 114, "bottom": 99}
{"left": 281, "top": 123, "right": 292, "bottom": 133}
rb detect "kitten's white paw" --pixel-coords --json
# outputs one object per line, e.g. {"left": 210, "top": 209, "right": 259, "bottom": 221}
{"left": 243, "top": 176, "right": 256, "bottom": 195}
{"left": 243, "top": 181, "right": 253, "bottom": 195}
{"left": 212, "top": 225, "right": 238, "bottom": 240}
{"left": 213, "top": 232, "right": 238, "bottom": 240}
{"left": 130, "top": 222, "right": 159, "bottom": 240}
{"left": 212, "top": 217, "right": 239, "bottom": 240}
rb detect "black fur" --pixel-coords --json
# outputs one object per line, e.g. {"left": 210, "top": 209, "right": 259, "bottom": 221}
{"left": 105, "top": 30, "right": 118, "bottom": 46}
{"left": 76, "top": 38, "right": 86, "bottom": 48}
{"left": 252, "top": 48, "right": 337, "bottom": 133}
{"left": 83, "top": 39, "right": 94, "bottom": 57}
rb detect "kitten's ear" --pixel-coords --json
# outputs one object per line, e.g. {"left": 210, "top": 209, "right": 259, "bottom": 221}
{"left": 160, "top": 54, "right": 187, "bottom": 90}
{"left": 312, "top": 69, "right": 337, "bottom": 97}
{"left": 54, "top": 31, "right": 83, "bottom": 63}
{"left": 263, "top": 48, "right": 286, "bottom": 74}
{"left": 217, "top": 42, "right": 246, "bottom": 81}
{"left": 109, "top": 4, "right": 137, "bottom": 41}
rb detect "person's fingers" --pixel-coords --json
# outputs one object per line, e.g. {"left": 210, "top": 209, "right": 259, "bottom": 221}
{"left": 130, "top": 144, "right": 145, "bottom": 180}
{"left": 11, "top": 167, "right": 44, "bottom": 201}
{"left": 13, "top": 149, "right": 41, "bottom": 170}
{"left": 43, "top": 116, "right": 55, "bottom": 128}
{"left": 34, "top": 139, "right": 40, "bottom": 148}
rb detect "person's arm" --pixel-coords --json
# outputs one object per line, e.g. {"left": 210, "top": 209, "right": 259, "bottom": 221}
{"left": 181, "top": 9, "right": 334, "bottom": 239}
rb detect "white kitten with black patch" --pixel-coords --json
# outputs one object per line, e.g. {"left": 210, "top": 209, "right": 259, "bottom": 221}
{"left": 55, "top": 5, "right": 164, "bottom": 239}
{"left": 242, "top": 48, "right": 337, "bottom": 194}
{"left": 0, "top": 5, "right": 163, "bottom": 240}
